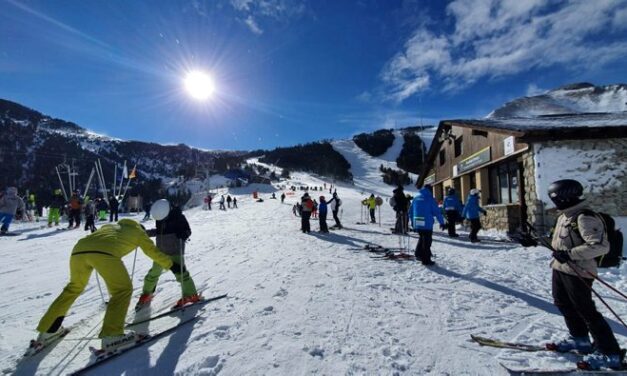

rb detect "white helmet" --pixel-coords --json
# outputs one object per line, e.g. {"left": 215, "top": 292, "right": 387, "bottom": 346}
{"left": 470, "top": 188, "right": 480, "bottom": 196}
{"left": 151, "top": 199, "right": 170, "bottom": 221}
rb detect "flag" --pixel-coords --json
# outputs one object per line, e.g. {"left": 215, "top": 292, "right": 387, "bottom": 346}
{"left": 122, "top": 164, "right": 128, "bottom": 179}
{"left": 129, "top": 167, "right": 137, "bottom": 179}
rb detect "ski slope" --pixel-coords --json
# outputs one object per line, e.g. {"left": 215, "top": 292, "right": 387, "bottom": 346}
{"left": 1, "top": 172, "right": 627, "bottom": 375}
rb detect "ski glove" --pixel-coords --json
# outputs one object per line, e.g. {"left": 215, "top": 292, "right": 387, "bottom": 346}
{"left": 553, "top": 250, "right": 572, "bottom": 264}
{"left": 513, "top": 232, "right": 538, "bottom": 247}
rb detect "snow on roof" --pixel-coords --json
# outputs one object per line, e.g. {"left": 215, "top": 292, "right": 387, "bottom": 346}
{"left": 443, "top": 112, "right": 627, "bottom": 140}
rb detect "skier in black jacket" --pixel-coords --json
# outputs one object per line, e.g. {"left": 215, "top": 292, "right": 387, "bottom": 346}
{"left": 136, "top": 200, "right": 199, "bottom": 309}
{"left": 392, "top": 186, "right": 409, "bottom": 234}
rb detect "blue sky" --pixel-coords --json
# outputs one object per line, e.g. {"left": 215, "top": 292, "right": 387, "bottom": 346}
{"left": 1, "top": 0, "right": 626, "bottom": 150}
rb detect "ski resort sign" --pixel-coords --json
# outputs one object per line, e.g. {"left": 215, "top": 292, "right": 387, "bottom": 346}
{"left": 457, "top": 147, "right": 491, "bottom": 174}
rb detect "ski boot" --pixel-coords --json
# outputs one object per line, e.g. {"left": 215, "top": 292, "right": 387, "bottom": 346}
{"left": 134, "top": 293, "right": 153, "bottom": 311}
{"left": 173, "top": 294, "right": 202, "bottom": 309}
{"left": 577, "top": 351, "right": 623, "bottom": 370}
{"left": 546, "top": 336, "right": 593, "bottom": 353}
{"left": 101, "top": 331, "right": 142, "bottom": 353}
{"left": 26, "top": 327, "right": 69, "bottom": 356}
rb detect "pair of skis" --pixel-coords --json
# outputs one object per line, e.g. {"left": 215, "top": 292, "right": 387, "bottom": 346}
{"left": 471, "top": 335, "right": 627, "bottom": 374}
{"left": 23, "top": 293, "right": 227, "bottom": 374}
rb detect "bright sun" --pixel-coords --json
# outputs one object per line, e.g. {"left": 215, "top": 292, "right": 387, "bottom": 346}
{"left": 184, "top": 70, "right": 215, "bottom": 101}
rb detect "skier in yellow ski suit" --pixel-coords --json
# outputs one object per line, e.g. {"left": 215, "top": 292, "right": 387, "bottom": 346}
{"left": 36, "top": 219, "right": 173, "bottom": 339}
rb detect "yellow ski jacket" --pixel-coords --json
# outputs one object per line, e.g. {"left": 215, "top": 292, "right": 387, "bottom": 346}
{"left": 362, "top": 197, "right": 376, "bottom": 209}
{"left": 72, "top": 219, "right": 173, "bottom": 269}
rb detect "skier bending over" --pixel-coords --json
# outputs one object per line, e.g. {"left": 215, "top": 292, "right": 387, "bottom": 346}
{"left": 136, "top": 199, "right": 200, "bottom": 310}
{"left": 32, "top": 219, "right": 175, "bottom": 353}
{"left": 0, "top": 187, "right": 25, "bottom": 234}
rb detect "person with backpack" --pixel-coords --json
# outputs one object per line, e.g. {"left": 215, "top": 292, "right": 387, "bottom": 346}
{"left": 0, "top": 187, "right": 25, "bottom": 234}
{"left": 67, "top": 192, "right": 83, "bottom": 229}
{"left": 362, "top": 194, "right": 377, "bottom": 223}
{"left": 517, "top": 179, "right": 623, "bottom": 370}
{"left": 32, "top": 219, "right": 174, "bottom": 353}
{"left": 109, "top": 196, "right": 119, "bottom": 222}
{"left": 392, "top": 186, "right": 409, "bottom": 234}
{"left": 327, "top": 192, "right": 342, "bottom": 229}
{"left": 409, "top": 184, "right": 446, "bottom": 265}
{"left": 462, "top": 189, "right": 486, "bottom": 243}
{"left": 300, "top": 193, "right": 314, "bottom": 233}
{"left": 83, "top": 199, "right": 97, "bottom": 233}
{"left": 136, "top": 199, "right": 200, "bottom": 310}
{"left": 443, "top": 188, "right": 464, "bottom": 238}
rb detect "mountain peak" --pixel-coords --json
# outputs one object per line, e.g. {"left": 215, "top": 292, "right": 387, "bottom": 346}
{"left": 488, "top": 83, "right": 627, "bottom": 118}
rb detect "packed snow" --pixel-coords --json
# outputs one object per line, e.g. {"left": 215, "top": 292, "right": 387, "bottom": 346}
{"left": 1, "top": 164, "right": 627, "bottom": 375}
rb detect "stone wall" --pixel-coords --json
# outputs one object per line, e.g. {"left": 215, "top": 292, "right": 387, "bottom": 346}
{"left": 483, "top": 204, "right": 522, "bottom": 233}
{"left": 528, "top": 138, "right": 627, "bottom": 231}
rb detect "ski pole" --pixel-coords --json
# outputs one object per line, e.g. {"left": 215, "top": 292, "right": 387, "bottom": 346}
{"left": 526, "top": 221, "right": 627, "bottom": 301}
{"left": 94, "top": 273, "right": 106, "bottom": 305}
{"left": 179, "top": 239, "right": 186, "bottom": 299}
{"left": 525, "top": 222, "right": 627, "bottom": 328}
{"left": 130, "top": 247, "right": 138, "bottom": 282}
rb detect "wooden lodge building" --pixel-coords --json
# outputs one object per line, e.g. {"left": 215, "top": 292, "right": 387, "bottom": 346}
{"left": 417, "top": 113, "right": 627, "bottom": 233}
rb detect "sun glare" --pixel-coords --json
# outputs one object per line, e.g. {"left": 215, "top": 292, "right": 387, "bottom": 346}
{"left": 184, "top": 70, "right": 215, "bottom": 101}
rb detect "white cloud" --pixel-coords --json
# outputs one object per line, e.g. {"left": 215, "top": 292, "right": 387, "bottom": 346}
{"left": 381, "top": 0, "right": 627, "bottom": 102}
{"left": 229, "top": 0, "right": 306, "bottom": 34}
{"left": 245, "top": 15, "right": 264, "bottom": 34}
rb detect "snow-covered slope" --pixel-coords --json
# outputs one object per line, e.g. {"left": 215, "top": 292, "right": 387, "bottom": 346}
{"left": 331, "top": 136, "right": 418, "bottom": 198}
{"left": 2, "top": 170, "right": 627, "bottom": 375}
{"left": 488, "top": 83, "right": 627, "bottom": 118}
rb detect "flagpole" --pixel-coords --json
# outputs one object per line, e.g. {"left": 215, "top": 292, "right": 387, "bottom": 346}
{"left": 120, "top": 164, "right": 136, "bottom": 200}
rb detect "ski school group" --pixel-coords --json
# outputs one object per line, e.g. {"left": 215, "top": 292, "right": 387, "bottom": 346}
{"left": 294, "top": 178, "right": 625, "bottom": 372}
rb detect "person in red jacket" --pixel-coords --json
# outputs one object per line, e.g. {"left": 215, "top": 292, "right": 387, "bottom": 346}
{"left": 300, "top": 193, "right": 314, "bottom": 233}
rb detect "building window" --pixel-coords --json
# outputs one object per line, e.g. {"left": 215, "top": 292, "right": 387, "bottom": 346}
{"left": 454, "top": 136, "right": 463, "bottom": 157}
{"left": 439, "top": 150, "right": 445, "bottom": 166}
{"left": 488, "top": 161, "right": 520, "bottom": 204}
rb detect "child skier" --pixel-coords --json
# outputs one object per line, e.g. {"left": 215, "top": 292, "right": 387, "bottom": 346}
{"left": 136, "top": 199, "right": 200, "bottom": 310}
{"left": 32, "top": 219, "right": 174, "bottom": 353}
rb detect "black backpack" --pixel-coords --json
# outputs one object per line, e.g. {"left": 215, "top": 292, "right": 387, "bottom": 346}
{"left": 573, "top": 210, "right": 624, "bottom": 268}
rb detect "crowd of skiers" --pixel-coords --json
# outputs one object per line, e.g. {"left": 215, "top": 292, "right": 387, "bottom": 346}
{"left": 0, "top": 186, "right": 129, "bottom": 234}
{"left": 10, "top": 174, "right": 625, "bottom": 370}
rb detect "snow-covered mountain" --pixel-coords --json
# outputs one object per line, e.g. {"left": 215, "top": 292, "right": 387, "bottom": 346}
{"left": 0, "top": 99, "right": 246, "bottom": 199}
{"left": 488, "top": 83, "right": 627, "bottom": 118}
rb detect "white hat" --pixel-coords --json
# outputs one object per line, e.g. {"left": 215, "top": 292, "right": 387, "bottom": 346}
{"left": 151, "top": 199, "right": 170, "bottom": 221}
{"left": 470, "top": 188, "right": 480, "bottom": 196}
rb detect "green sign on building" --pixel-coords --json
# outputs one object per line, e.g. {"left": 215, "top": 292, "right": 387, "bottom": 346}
{"left": 457, "top": 147, "right": 491, "bottom": 173}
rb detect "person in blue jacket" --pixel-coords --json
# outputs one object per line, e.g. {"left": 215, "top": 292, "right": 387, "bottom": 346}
{"left": 443, "top": 187, "right": 464, "bottom": 238}
{"left": 409, "top": 184, "right": 445, "bottom": 265}
{"left": 462, "top": 189, "right": 487, "bottom": 243}
{"left": 318, "top": 196, "right": 329, "bottom": 233}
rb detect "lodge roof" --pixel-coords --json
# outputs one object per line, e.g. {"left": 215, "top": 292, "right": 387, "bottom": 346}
{"left": 442, "top": 112, "right": 627, "bottom": 141}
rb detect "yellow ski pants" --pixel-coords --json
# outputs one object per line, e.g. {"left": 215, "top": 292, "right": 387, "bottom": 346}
{"left": 37, "top": 252, "right": 132, "bottom": 338}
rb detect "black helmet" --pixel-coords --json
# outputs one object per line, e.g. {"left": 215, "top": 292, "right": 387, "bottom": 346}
{"left": 447, "top": 187, "right": 456, "bottom": 195}
{"left": 547, "top": 179, "right": 583, "bottom": 210}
